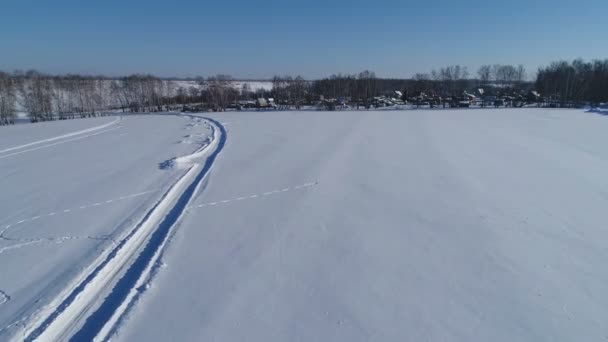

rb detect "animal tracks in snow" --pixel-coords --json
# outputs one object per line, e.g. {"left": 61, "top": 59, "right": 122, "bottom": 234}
{"left": 0, "top": 235, "right": 114, "bottom": 256}
{"left": 0, "top": 190, "right": 157, "bottom": 256}
{"left": 0, "top": 190, "right": 158, "bottom": 241}
{"left": 188, "top": 181, "right": 318, "bottom": 210}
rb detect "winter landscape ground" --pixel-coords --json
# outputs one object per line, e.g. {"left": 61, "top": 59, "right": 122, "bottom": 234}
{"left": 1, "top": 108, "right": 607, "bottom": 341}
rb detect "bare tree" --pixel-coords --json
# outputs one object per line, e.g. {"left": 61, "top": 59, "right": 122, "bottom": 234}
{"left": 240, "top": 83, "right": 252, "bottom": 101}
{"left": 0, "top": 72, "right": 17, "bottom": 125}
{"left": 205, "top": 75, "right": 233, "bottom": 111}
{"left": 477, "top": 65, "right": 492, "bottom": 84}
{"left": 20, "top": 70, "right": 53, "bottom": 122}
{"left": 495, "top": 65, "right": 517, "bottom": 85}
{"left": 515, "top": 64, "right": 526, "bottom": 85}
{"left": 536, "top": 59, "right": 608, "bottom": 107}
{"left": 110, "top": 80, "right": 128, "bottom": 112}
{"left": 357, "top": 70, "right": 377, "bottom": 108}
{"left": 291, "top": 76, "right": 307, "bottom": 109}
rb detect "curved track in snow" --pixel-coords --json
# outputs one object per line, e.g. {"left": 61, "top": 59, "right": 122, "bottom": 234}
{"left": 17, "top": 117, "right": 226, "bottom": 342}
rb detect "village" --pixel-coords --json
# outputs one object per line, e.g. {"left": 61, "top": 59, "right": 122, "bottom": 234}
{"left": 182, "top": 86, "right": 546, "bottom": 112}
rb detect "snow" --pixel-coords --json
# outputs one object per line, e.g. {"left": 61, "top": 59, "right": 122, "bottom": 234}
{"left": 24, "top": 119, "right": 222, "bottom": 341}
{"left": 0, "top": 116, "right": 118, "bottom": 151}
{"left": 171, "top": 80, "right": 274, "bottom": 92}
{"left": 0, "top": 114, "right": 214, "bottom": 340}
{"left": 1, "top": 108, "right": 608, "bottom": 341}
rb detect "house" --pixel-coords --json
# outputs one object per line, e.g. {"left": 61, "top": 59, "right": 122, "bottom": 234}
{"left": 239, "top": 100, "right": 257, "bottom": 109}
{"left": 463, "top": 91, "right": 476, "bottom": 101}
{"left": 256, "top": 98, "right": 268, "bottom": 108}
{"left": 453, "top": 91, "right": 475, "bottom": 107}
{"left": 527, "top": 91, "right": 541, "bottom": 103}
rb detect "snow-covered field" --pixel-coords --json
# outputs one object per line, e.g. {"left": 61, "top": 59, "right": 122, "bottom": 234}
{"left": 0, "top": 114, "right": 216, "bottom": 340}
{"left": 1, "top": 108, "right": 607, "bottom": 341}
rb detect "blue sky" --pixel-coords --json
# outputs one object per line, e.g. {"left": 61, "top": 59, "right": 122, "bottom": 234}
{"left": 1, "top": 0, "right": 607, "bottom": 79}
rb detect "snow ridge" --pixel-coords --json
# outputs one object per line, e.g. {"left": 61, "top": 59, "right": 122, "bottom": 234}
{"left": 0, "top": 290, "right": 10, "bottom": 306}
{"left": 18, "top": 117, "right": 226, "bottom": 342}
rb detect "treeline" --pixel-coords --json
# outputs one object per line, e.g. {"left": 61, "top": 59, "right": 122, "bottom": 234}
{"left": 309, "top": 64, "right": 530, "bottom": 107}
{"left": 1, "top": 58, "right": 606, "bottom": 125}
{"left": 311, "top": 71, "right": 379, "bottom": 108}
{"left": 308, "top": 61, "right": 607, "bottom": 108}
{"left": 185, "top": 75, "right": 309, "bottom": 111}
{"left": 270, "top": 75, "right": 308, "bottom": 109}
{"left": 0, "top": 72, "right": 17, "bottom": 125}
{"left": 0, "top": 70, "right": 179, "bottom": 125}
{"left": 111, "top": 74, "right": 174, "bottom": 113}
{"left": 536, "top": 59, "right": 608, "bottom": 107}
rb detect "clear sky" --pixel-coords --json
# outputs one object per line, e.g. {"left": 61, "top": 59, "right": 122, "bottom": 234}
{"left": 1, "top": 0, "right": 607, "bottom": 79}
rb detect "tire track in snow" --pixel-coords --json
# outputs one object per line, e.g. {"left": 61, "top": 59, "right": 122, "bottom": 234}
{"left": 21, "top": 117, "right": 226, "bottom": 342}
{"left": 0, "top": 126, "right": 122, "bottom": 160}
{"left": 0, "top": 117, "right": 120, "bottom": 154}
